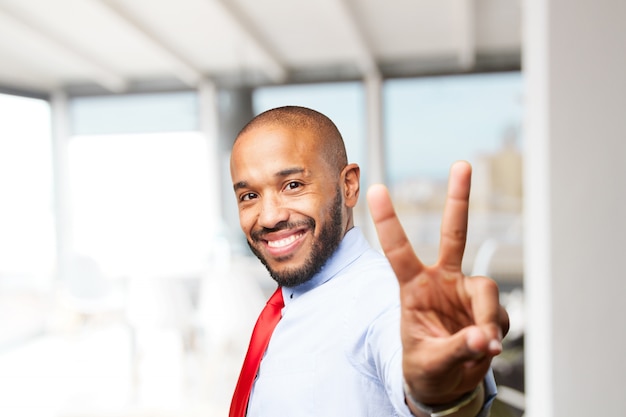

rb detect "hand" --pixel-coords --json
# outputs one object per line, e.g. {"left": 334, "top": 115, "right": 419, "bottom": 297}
{"left": 367, "top": 161, "right": 509, "bottom": 406}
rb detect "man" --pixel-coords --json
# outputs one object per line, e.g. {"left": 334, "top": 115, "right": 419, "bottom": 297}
{"left": 229, "top": 106, "right": 509, "bottom": 416}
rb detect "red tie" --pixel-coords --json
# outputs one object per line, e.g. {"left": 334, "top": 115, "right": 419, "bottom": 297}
{"left": 229, "top": 286, "right": 284, "bottom": 417}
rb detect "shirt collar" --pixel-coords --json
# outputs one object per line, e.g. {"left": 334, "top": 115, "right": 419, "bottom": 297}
{"left": 282, "top": 226, "right": 370, "bottom": 304}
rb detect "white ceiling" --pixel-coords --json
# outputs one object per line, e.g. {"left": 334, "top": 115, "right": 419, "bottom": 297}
{"left": 0, "top": 0, "right": 521, "bottom": 96}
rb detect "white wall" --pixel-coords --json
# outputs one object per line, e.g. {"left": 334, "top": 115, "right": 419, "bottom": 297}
{"left": 524, "top": 0, "right": 626, "bottom": 415}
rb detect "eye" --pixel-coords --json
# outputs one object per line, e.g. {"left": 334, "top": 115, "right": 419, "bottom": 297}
{"left": 240, "top": 192, "right": 258, "bottom": 202}
{"left": 284, "top": 181, "right": 302, "bottom": 191}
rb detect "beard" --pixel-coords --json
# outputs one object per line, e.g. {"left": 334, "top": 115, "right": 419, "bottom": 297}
{"left": 247, "top": 188, "right": 344, "bottom": 288}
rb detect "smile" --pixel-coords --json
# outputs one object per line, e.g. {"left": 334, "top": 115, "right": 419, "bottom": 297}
{"left": 267, "top": 232, "right": 305, "bottom": 248}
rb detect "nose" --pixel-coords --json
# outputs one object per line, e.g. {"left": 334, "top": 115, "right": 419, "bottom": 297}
{"left": 257, "top": 194, "right": 289, "bottom": 229}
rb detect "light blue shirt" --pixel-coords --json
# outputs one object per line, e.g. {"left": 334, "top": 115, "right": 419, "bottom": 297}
{"left": 247, "top": 227, "right": 496, "bottom": 416}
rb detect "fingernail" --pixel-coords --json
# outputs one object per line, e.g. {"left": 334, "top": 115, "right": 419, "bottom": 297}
{"left": 489, "top": 339, "right": 502, "bottom": 353}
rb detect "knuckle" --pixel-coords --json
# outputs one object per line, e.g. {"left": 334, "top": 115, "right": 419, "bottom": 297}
{"left": 472, "top": 275, "right": 499, "bottom": 292}
{"left": 444, "top": 228, "right": 467, "bottom": 241}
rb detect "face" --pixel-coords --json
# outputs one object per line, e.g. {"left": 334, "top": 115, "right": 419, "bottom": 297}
{"left": 230, "top": 124, "right": 357, "bottom": 287}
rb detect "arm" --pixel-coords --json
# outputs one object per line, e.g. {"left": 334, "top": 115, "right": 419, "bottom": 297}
{"left": 367, "top": 161, "right": 509, "bottom": 417}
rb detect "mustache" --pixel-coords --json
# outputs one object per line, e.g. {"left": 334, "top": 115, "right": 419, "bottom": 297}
{"left": 250, "top": 219, "right": 315, "bottom": 242}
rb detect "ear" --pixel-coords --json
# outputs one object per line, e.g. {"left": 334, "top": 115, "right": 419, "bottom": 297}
{"left": 341, "top": 163, "right": 361, "bottom": 208}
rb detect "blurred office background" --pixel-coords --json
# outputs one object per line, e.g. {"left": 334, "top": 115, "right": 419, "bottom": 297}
{"left": 0, "top": 1, "right": 623, "bottom": 417}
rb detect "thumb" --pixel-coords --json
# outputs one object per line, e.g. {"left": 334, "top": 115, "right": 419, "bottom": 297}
{"left": 428, "top": 326, "right": 494, "bottom": 370}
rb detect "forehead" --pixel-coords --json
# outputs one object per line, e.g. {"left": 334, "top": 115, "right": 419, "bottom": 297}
{"left": 231, "top": 124, "right": 328, "bottom": 179}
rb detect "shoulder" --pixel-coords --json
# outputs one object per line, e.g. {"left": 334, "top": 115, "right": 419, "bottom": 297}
{"left": 337, "top": 247, "right": 400, "bottom": 323}
{"left": 346, "top": 247, "right": 398, "bottom": 296}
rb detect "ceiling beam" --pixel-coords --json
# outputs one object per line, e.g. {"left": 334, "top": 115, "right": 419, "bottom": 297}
{"left": 0, "top": 83, "right": 50, "bottom": 100}
{"left": 0, "top": 63, "right": 56, "bottom": 94}
{"left": 212, "top": 0, "right": 287, "bottom": 83}
{"left": 96, "top": 0, "right": 205, "bottom": 88}
{"left": 0, "top": 4, "right": 127, "bottom": 93}
{"left": 331, "top": 0, "right": 380, "bottom": 78}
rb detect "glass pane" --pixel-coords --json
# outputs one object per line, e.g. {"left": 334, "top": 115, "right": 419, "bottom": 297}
{"left": 71, "top": 92, "right": 198, "bottom": 135}
{"left": 384, "top": 72, "right": 524, "bottom": 284}
{"left": 0, "top": 93, "right": 54, "bottom": 287}
{"left": 0, "top": 93, "right": 54, "bottom": 353}
{"left": 68, "top": 132, "right": 214, "bottom": 278}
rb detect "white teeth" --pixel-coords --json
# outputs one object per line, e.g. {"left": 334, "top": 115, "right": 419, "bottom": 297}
{"left": 267, "top": 233, "right": 303, "bottom": 248}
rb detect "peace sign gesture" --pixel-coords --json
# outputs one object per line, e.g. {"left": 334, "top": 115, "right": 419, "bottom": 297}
{"left": 367, "top": 161, "right": 509, "bottom": 415}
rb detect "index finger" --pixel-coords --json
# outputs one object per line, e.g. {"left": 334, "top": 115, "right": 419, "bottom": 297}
{"left": 367, "top": 184, "right": 424, "bottom": 284}
{"left": 438, "top": 161, "right": 472, "bottom": 271}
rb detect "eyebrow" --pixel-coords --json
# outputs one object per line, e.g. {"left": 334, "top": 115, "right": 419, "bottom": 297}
{"left": 233, "top": 167, "right": 307, "bottom": 191}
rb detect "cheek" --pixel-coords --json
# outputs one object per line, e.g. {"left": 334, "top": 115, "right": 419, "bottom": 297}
{"left": 238, "top": 208, "right": 256, "bottom": 234}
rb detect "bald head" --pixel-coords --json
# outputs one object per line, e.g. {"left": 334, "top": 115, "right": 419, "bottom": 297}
{"left": 236, "top": 106, "right": 348, "bottom": 175}
{"left": 230, "top": 105, "right": 361, "bottom": 287}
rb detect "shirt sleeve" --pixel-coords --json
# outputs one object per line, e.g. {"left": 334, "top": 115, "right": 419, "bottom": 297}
{"left": 389, "top": 366, "right": 498, "bottom": 417}
{"left": 480, "top": 369, "right": 498, "bottom": 416}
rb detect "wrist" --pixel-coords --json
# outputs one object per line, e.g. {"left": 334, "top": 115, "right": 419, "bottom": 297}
{"left": 403, "top": 381, "right": 483, "bottom": 417}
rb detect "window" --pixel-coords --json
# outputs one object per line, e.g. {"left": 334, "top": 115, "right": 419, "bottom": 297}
{"left": 384, "top": 72, "right": 524, "bottom": 281}
{"left": 68, "top": 131, "right": 214, "bottom": 278}
{"left": 0, "top": 93, "right": 54, "bottom": 288}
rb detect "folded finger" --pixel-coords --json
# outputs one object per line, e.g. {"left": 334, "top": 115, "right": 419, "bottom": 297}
{"left": 469, "top": 277, "right": 504, "bottom": 353}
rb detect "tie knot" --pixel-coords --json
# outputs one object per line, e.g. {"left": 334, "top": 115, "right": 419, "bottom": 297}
{"left": 267, "top": 286, "right": 284, "bottom": 308}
